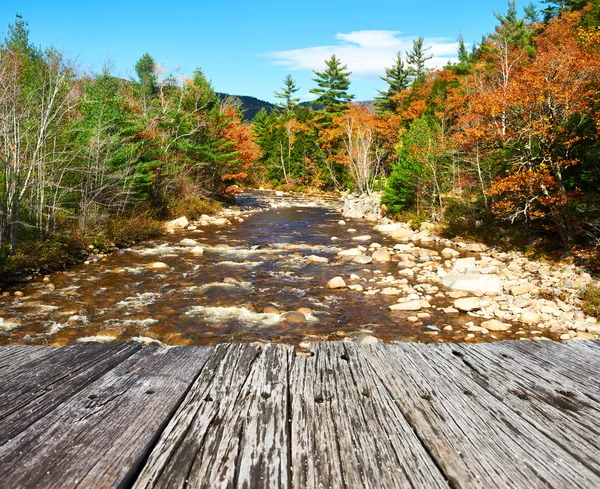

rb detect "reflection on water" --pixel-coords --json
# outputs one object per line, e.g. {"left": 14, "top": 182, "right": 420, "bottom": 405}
{"left": 0, "top": 191, "right": 539, "bottom": 347}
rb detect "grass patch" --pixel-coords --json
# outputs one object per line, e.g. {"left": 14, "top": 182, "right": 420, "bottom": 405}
{"left": 580, "top": 285, "right": 600, "bottom": 319}
{"left": 168, "top": 195, "right": 222, "bottom": 221}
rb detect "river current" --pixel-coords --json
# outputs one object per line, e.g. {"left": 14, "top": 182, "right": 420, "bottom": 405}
{"left": 0, "top": 191, "right": 537, "bottom": 347}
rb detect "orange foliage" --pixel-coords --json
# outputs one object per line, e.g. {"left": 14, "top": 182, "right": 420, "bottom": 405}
{"left": 323, "top": 104, "right": 398, "bottom": 193}
{"left": 220, "top": 107, "right": 263, "bottom": 183}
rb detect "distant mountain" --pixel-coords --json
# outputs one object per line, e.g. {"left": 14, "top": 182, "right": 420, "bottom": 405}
{"left": 217, "top": 93, "right": 276, "bottom": 121}
{"left": 217, "top": 93, "right": 375, "bottom": 121}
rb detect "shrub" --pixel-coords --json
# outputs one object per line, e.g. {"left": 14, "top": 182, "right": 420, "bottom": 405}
{"left": 168, "top": 195, "right": 221, "bottom": 221}
{"left": 580, "top": 285, "right": 600, "bottom": 319}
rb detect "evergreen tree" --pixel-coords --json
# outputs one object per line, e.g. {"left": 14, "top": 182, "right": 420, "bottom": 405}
{"left": 274, "top": 74, "right": 301, "bottom": 113}
{"left": 524, "top": 2, "right": 540, "bottom": 24}
{"left": 492, "top": 0, "right": 535, "bottom": 50}
{"left": 457, "top": 34, "right": 470, "bottom": 63}
{"left": 375, "top": 53, "right": 410, "bottom": 114}
{"left": 541, "top": 0, "right": 590, "bottom": 21}
{"left": 309, "top": 55, "right": 354, "bottom": 113}
{"left": 406, "top": 36, "right": 433, "bottom": 81}
{"left": 135, "top": 53, "right": 157, "bottom": 92}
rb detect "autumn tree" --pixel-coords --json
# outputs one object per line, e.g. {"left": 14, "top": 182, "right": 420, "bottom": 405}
{"left": 489, "top": 10, "right": 600, "bottom": 247}
{"left": 322, "top": 105, "right": 394, "bottom": 195}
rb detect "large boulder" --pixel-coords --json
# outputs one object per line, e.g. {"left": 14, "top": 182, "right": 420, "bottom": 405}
{"left": 453, "top": 297, "right": 482, "bottom": 312}
{"left": 341, "top": 193, "right": 382, "bottom": 220}
{"left": 453, "top": 257, "right": 476, "bottom": 273}
{"left": 442, "top": 273, "right": 503, "bottom": 295}
{"left": 338, "top": 248, "right": 364, "bottom": 257}
{"left": 164, "top": 216, "right": 188, "bottom": 230}
{"left": 389, "top": 300, "right": 427, "bottom": 311}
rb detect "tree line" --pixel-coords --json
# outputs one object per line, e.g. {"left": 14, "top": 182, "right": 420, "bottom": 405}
{"left": 0, "top": 15, "right": 259, "bottom": 270}
{"left": 1, "top": 0, "right": 599, "bottom": 276}
{"left": 252, "top": 0, "right": 600, "bottom": 251}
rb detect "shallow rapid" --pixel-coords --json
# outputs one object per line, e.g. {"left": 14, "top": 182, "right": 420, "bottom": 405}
{"left": 0, "top": 191, "right": 563, "bottom": 347}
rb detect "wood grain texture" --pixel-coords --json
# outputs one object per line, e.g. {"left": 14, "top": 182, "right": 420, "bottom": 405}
{"left": 290, "top": 342, "right": 449, "bottom": 489}
{"left": 0, "top": 346, "right": 56, "bottom": 376}
{"left": 0, "top": 342, "right": 141, "bottom": 444}
{"left": 1, "top": 341, "right": 599, "bottom": 489}
{"left": 0, "top": 346, "right": 212, "bottom": 489}
{"left": 364, "top": 342, "right": 600, "bottom": 488}
{"left": 133, "top": 343, "right": 292, "bottom": 489}
{"left": 451, "top": 342, "right": 600, "bottom": 477}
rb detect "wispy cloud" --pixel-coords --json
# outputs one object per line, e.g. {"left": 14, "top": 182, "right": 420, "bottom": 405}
{"left": 270, "top": 30, "right": 462, "bottom": 79}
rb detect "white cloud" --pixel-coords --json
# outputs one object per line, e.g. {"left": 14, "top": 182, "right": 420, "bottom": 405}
{"left": 270, "top": 30, "right": 463, "bottom": 80}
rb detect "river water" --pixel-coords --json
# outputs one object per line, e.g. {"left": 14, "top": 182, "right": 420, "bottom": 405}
{"left": 0, "top": 191, "right": 536, "bottom": 347}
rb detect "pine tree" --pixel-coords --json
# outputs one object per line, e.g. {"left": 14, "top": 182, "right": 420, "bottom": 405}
{"left": 541, "top": 0, "right": 590, "bottom": 21}
{"left": 457, "top": 34, "right": 470, "bottom": 63}
{"left": 375, "top": 53, "right": 410, "bottom": 114}
{"left": 135, "top": 53, "right": 157, "bottom": 94}
{"left": 309, "top": 55, "right": 354, "bottom": 113}
{"left": 406, "top": 37, "right": 433, "bottom": 81}
{"left": 274, "top": 74, "right": 301, "bottom": 113}
{"left": 493, "top": 0, "right": 534, "bottom": 49}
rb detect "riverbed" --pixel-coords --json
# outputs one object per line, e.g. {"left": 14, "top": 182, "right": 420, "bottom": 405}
{"left": 0, "top": 191, "right": 594, "bottom": 347}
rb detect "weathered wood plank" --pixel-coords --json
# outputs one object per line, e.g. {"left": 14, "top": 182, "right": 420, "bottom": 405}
{"left": 134, "top": 343, "right": 292, "bottom": 489}
{"left": 451, "top": 341, "right": 600, "bottom": 477}
{"left": 364, "top": 342, "right": 600, "bottom": 488}
{"left": 0, "top": 346, "right": 56, "bottom": 377}
{"left": 493, "top": 340, "right": 600, "bottom": 395}
{"left": 290, "top": 342, "right": 449, "bottom": 489}
{"left": 0, "top": 346, "right": 211, "bottom": 489}
{"left": 0, "top": 342, "right": 141, "bottom": 444}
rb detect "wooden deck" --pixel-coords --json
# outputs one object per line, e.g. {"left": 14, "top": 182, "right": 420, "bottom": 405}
{"left": 0, "top": 341, "right": 599, "bottom": 488}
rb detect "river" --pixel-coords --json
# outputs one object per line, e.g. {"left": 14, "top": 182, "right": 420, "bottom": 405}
{"left": 0, "top": 191, "right": 548, "bottom": 347}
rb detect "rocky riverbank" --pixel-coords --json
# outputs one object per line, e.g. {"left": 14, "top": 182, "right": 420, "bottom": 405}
{"left": 324, "top": 216, "right": 599, "bottom": 343}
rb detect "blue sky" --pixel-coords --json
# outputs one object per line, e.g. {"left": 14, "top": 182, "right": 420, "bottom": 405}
{"left": 1, "top": 1, "right": 539, "bottom": 103}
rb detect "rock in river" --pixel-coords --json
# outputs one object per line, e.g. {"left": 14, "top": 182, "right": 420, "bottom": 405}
{"left": 453, "top": 297, "right": 482, "bottom": 312}
{"left": 481, "top": 319, "right": 511, "bottom": 331}
{"left": 146, "top": 262, "right": 170, "bottom": 270}
{"left": 327, "top": 277, "right": 347, "bottom": 289}
{"left": 372, "top": 248, "right": 391, "bottom": 263}
{"left": 283, "top": 311, "right": 307, "bottom": 323}
{"left": 389, "top": 300, "right": 424, "bottom": 311}
{"left": 442, "top": 273, "right": 503, "bottom": 295}
{"left": 180, "top": 238, "right": 198, "bottom": 246}
{"left": 353, "top": 255, "right": 373, "bottom": 265}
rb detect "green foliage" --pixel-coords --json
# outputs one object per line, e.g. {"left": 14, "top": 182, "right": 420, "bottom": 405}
{"left": 382, "top": 156, "right": 422, "bottom": 215}
{"left": 406, "top": 36, "right": 433, "bottom": 81}
{"left": 492, "top": 0, "right": 535, "bottom": 52}
{"left": 135, "top": 53, "right": 157, "bottom": 93}
{"left": 541, "top": 0, "right": 591, "bottom": 21}
{"left": 382, "top": 117, "right": 446, "bottom": 217}
{"left": 375, "top": 53, "right": 411, "bottom": 113}
{"left": 274, "top": 74, "right": 301, "bottom": 113}
{"left": 579, "top": 284, "right": 600, "bottom": 319}
{"left": 309, "top": 55, "right": 354, "bottom": 113}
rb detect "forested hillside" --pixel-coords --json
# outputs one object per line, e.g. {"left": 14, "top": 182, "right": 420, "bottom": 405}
{"left": 0, "top": 17, "right": 260, "bottom": 277}
{"left": 1, "top": 0, "right": 599, "bottom": 280}
{"left": 251, "top": 0, "right": 600, "bottom": 254}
